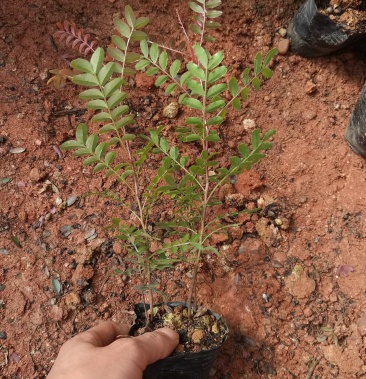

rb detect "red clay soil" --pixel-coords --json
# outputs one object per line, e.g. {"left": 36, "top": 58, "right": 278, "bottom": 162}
{"left": 2, "top": 0, "right": 366, "bottom": 378}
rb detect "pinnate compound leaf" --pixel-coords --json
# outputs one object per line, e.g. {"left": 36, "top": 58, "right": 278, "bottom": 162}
{"left": 261, "top": 67, "right": 273, "bottom": 79}
{"left": 206, "top": 0, "right": 222, "bottom": 8}
{"left": 241, "top": 87, "right": 248, "bottom": 100}
{"left": 72, "top": 73, "right": 99, "bottom": 86}
{"left": 107, "top": 92, "right": 127, "bottom": 109}
{"left": 252, "top": 77, "right": 261, "bottom": 90}
{"left": 131, "top": 30, "right": 147, "bottom": 41}
{"left": 180, "top": 71, "right": 192, "bottom": 85}
{"left": 205, "top": 20, "right": 221, "bottom": 29}
{"left": 79, "top": 88, "right": 104, "bottom": 99}
{"left": 182, "top": 98, "right": 203, "bottom": 110}
{"left": 83, "top": 156, "right": 99, "bottom": 166}
{"left": 86, "top": 99, "right": 108, "bottom": 110}
{"left": 193, "top": 44, "right": 208, "bottom": 68}
{"left": 97, "top": 62, "right": 116, "bottom": 86}
{"left": 73, "top": 147, "right": 91, "bottom": 157}
{"left": 206, "top": 99, "right": 225, "bottom": 113}
{"left": 111, "top": 35, "right": 126, "bottom": 51}
{"left": 205, "top": 131, "right": 220, "bottom": 142}
{"left": 207, "top": 116, "right": 223, "bottom": 126}
{"left": 135, "top": 59, "right": 150, "bottom": 70}
{"left": 207, "top": 10, "right": 222, "bottom": 18}
{"left": 85, "top": 134, "right": 98, "bottom": 151}
{"left": 124, "top": 5, "right": 136, "bottom": 28}
{"left": 169, "top": 60, "right": 181, "bottom": 78}
{"left": 189, "top": 1, "right": 204, "bottom": 14}
{"left": 165, "top": 83, "right": 177, "bottom": 95}
{"left": 146, "top": 67, "right": 159, "bottom": 76}
{"left": 238, "top": 143, "right": 250, "bottom": 158}
{"left": 263, "top": 129, "right": 276, "bottom": 141}
{"left": 108, "top": 47, "right": 125, "bottom": 62}
{"left": 150, "top": 43, "right": 159, "bottom": 63}
{"left": 207, "top": 66, "right": 227, "bottom": 83}
{"left": 135, "top": 16, "right": 149, "bottom": 29}
{"left": 228, "top": 77, "right": 239, "bottom": 97}
{"left": 186, "top": 79, "right": 204, "bottom": 96}
{"left": 94, "top": 163, "right": 107, "bottom": 173}
{"left": 184, "top": 134, "right": 201, "bottom": 142}
{"left": 112, "top": 104, "right": 129, "bottom": 119}
{"left": 121, "top": 134, "right": 136, "bottom": 141}
{"left": 170, "top": 146, "right": 179, "bottom": 160}
{"left": 95, "top": 142, "right": 107, "bottom": 159}
{"left": 190, "top": 24, "right": 201, "bottom": 35}
{"left": 121, "top": 169, "right": 134, "bottom": 180}
{"left": 105, "top": 151, "right": 116, "bottom": 165}
{"left": 160, "top": 138, "right": 169, "bottom": 153}
{"left": 91, "top": 112, "right": 112, "bottom": 122}
{"left": 186, "top": 117, "right": 203, "bottom": 126}
{"left": 60, "top": 140, "right": 84, "bottom": 150}
{"left": 149, "top": 129, "right": 159, "bottom": 146}
{"left": 116, "top": 115, "right": 135, "bottom": 129}
{"left": 159, "top": 51, "right": 168, "bottom": 70}
{"left": 208, "top": 51, "right": 224, "bottom": 69}
{"left": 232, "top": 97, "right": 241, "bottom": 111}
{"left": 242, "top": 68, "right": 250, "bottom": 85}
{"left": 104, "top": 78, "right": 124, "bottom": 98}
{"left": 76, "top": 123, "right": 88, "bottom": 144}
{"left": 140, "top": 40, "right": 148, "bottom": 58}
{"left": 122, "top": 67, "right": 136, "bottom": 76}
{"left": 125, "top": 52, "right": 140, "bottom": 63}
{"left": 99, "top": 123, "right": 116, "bottom": 133}
{"left": 207, "top": 83, "right": 226, "bottom": 98}
{"left": 263, "top": 48, "right": 278, "bottom": 67}
{"left": 155, "top": 75, "right": 168, "bottom": 87}
{"left": 90, "top": 47, "right": 104, "bottom": 74}
{"left": 251, "top": 129, "right": 260, "bottom": 149}
{"left": 253, "top": 52, "right": 261, "bottom": 76}
{"left": 71, "top": 58, "right": 93, "bottom": 73}
{"left": 187, "top": 62, "right": 205, "bottom": 81}
{"left": 204, "top": 34, "right": 215, "bottom": 43}
{"left": 114, "top": 18, "right": 130, "bottom": 38}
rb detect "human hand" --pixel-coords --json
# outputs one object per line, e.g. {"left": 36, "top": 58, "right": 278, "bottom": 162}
{"left": 47, "top": 321, "right": 179, "bottom": 379}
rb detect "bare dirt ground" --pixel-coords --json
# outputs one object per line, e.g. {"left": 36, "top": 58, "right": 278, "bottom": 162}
{"left": 2, "top": 0, "right": 366, "bottom": 378}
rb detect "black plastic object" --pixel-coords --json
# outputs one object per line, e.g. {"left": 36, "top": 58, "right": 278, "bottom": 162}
{"left": 345, "top": 83, "right": 366, "bottom": 158}
{"left": 130, "top": 302, "right": 228, "bottom": 379}
{"left": 288, "top": 0, "right": 366, "bottom": 57}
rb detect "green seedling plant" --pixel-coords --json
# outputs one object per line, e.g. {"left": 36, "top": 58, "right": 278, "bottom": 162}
{"left": 60, "top": 1, "right": 276, "bottom": 323}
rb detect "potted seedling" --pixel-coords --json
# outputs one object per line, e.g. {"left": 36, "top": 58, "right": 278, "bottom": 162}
{"left": 56, "top": 1, "right": 276, "bottom": 377}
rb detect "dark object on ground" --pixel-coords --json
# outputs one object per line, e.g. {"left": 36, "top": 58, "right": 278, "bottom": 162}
{"left": 288, "top": 0, "right": 366, "bottom": 57}
{"left": 345, "top": 83, "right": 366, "bottom": 158}
{"left": 130, "top": 302, "right": 228, "bottom": 379}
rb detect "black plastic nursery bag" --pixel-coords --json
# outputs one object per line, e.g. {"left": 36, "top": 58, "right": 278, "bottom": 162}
{"left": 288, "top": 0, "right": 366, "bottom": 57}
{"left": 345, "top": 82, "right": 366, "bottom": 158}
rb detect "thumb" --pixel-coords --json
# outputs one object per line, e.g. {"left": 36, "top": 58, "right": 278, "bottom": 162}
{"left": 127, "top": 327, "right": 179, "bottom": 369}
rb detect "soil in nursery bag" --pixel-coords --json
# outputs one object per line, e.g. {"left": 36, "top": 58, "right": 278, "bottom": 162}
{"left": 288, "top": 0, "right": 366, "bottom": 57}
{"left": 129, "top": 302, "right": 229, "bottom": 379}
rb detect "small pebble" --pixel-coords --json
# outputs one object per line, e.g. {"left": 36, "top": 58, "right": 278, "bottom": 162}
{"left": 29, "top": 168, "right": 41, "bottom": 182}
{"left": 278, "top": 39, "right": 290, "bottom": 55}
{"left": 305, "top": 81, "right": 317, "bottom": 95}
{"left": 333, "top": 6, "right": 342, "bottom": 14}
{"left": 66, "top": 196, "right": 78, "bottom": 207}
{"left": 162, "top": 102, "right": 179, "bottom": 119}
{"left": 0, "top": 331, "right": 7, "bottom": 340}
{"left": 243, "top": 119, "right": 256, "bottom": 130}
{"left": 278, "top": 28, "right": 287, "bottom": 37}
